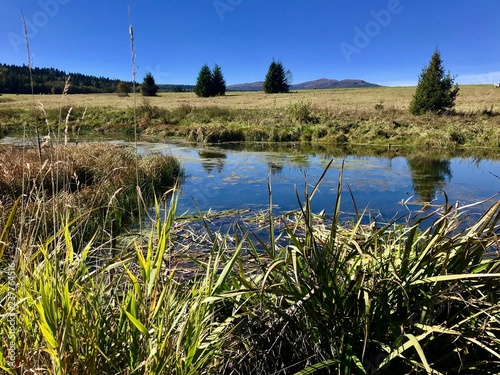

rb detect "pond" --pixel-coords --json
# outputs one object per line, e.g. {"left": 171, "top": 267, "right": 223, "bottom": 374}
{"left": 2, "top": 136, "right": 499, "bottom": 225}
{"left": 131, "top": 140, "right": 500, "bottom": 226}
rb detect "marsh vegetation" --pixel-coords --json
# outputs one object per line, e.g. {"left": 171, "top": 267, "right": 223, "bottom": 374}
{"left": 1, "top": 85, "right": 500, "bottom": 148}
{"left": 1, "top": 161, "right": 499, "bottom": 374}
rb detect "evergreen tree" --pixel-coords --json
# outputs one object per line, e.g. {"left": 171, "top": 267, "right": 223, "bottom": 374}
{"left": 410, "top": 49, "right": 459, "bottom": 115}
{"left": 263, "top": 59, "right": 289, "bottom": 94}
{"left": 141, "top": 72, "right": 158, "bottom": 96}
{"left": 211, "top": 64, "right": 226, "bottom": 96}
{"left": 194, "top": 64, "right": 213, "bottom": 98}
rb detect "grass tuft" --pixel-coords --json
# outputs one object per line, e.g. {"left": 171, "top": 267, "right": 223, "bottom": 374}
{"left": 2, "top": 162, "right": 498, "bottom": 374}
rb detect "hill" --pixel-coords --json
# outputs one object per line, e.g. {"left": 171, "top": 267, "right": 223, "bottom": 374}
{"left": 292, "top": 78, "right": 380, "bottom": 90}
{"left": 226, "top": 81, "right": 265, "bottom": 91}
{"left": 227, "top": 78, "right": 380, "bottom": 91}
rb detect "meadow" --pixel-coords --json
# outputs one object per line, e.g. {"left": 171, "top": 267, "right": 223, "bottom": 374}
{"left": 1, "top": 84, "right": 500, "bottom": 374}
{"left": 1, "top": 85, "right": 500, "bottom": 148}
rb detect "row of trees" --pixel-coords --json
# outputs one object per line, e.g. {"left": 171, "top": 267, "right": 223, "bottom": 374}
{"left": 2, "top": 49, "right": 458, "bottom": 115}
{"left": 0, "top": 64, "right": 124, "bottom": 94}
{"left": 193, "top": 59, "right": 291, "bottom": 97}
{"left": 194, "top": 64, "right": 226, "bottom": 97}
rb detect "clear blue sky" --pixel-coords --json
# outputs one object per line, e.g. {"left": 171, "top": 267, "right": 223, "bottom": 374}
{"left": 1, "top": 0, "right": 499, "bottom": 86}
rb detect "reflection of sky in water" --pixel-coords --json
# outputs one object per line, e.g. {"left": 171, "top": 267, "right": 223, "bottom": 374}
{"left": 137, "top": 142, "right": 500, "bottom": 223}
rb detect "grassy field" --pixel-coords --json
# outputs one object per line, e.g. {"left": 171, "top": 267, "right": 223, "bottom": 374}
{"left": 1, "top": 85, "right": 500, "bottom": 148}
{"left": 1, "top": 85, "right": 499, "bottom": 112}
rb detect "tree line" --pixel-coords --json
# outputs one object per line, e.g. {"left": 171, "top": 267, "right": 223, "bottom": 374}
{"left": 0, "top": 63, "right": 128, "bottom": 94}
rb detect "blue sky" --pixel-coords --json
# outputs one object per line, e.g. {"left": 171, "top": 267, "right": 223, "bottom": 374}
{"left": 1, "top": 0, "right": 499, "bottom": 86}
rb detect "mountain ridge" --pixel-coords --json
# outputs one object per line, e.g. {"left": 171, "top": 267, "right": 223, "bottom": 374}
{"left": 227, "top": 78, "right": 381, "bottom": 91}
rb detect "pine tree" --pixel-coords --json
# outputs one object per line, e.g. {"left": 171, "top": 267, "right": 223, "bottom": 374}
{"left": 141, "top": 72, "right": 158, "bottom": 96}
{"left": 211, "top": 64, "right": 226, "bottom": 96}
{"left": 263, "top": 59, "right": 290, "bottom": 94}
{"left": 410, "top": 50, "right": 459, "bottom": 115}
{"left": 194, "top": 65, "right": 213, "bottom": 98}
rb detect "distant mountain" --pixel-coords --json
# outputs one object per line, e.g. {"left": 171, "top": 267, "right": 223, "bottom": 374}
{"left": 226, "top": 81, "right": 265, "bottom": 91}
{"left": 226, "top": 78, "right": 380, "bottom": 91}
{"left": 292, "top": 78, "right": 380, "bottom": 90}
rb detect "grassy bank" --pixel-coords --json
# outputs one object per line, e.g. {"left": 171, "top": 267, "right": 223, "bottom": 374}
{"left": 1, "top": 85, "right": 500, "bottom": 148}
{"left": 0, "top": 143, "right": 182, "bottom": 253}
{"left": 1, "top": 165, "right": 499, "bottom": 374}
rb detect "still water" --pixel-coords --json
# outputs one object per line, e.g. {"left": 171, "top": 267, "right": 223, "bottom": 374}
{"left": 134, "top": 141, "right": 500, "bottom": 224}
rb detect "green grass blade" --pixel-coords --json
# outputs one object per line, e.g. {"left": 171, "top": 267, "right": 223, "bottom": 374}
{"left": 294, "top": 359, "right": 341, "bottom": 375}
{"left": 377, "top": 331, "right": 432, "bottom": 371}
{"left": 0, "top": 196, "right": 21, "bottom": 260}
{"left": 412, "top": 273, "right": 500, "bottom": 285}
{"left": 124, "top": 310, "right": 149, "bottom": 336}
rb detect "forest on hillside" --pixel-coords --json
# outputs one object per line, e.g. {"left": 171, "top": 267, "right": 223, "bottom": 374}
{"left": 0, "top": 63, "right": 129, "bottom": 94}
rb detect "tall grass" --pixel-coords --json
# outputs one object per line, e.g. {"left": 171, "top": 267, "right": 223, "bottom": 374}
{"left": 1, "top": 163, "right": 499, "bottom": 374}
{"left": 218, "top": 169, "right": 500, "bottom": 374}
{"left": 3, "top": 87, "right": 500, "bottom": 147}
{"left": 0, "top": 193, "right": 232, "bottom": 374}
{"left": 0, "top": 143, "right": 182, "bottom": 255}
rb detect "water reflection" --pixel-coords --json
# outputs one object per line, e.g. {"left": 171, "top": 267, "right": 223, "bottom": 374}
{"left": 198, "top": 149, "right": 227, "bottom": 173}
{"left": 3, "top": 137, "right": 497, "bottom": 222}
{"left": 407, "top": 156, "right": 453, "bottom": 202}
{"left": 266, "top": 153, "right": 310, "bottom": 175}
{"left": 167, "top": 142, "right": 499, "bottom": 224}
{"left": 268, "top": 159, "right": 284, "bottom": 175}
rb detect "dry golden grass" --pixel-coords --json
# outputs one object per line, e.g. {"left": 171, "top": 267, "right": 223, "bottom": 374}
{"left": 1, "top": 84, "right": 498, "bottom": 113}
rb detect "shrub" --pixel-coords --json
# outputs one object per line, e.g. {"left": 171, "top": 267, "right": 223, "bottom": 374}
{"left": 116, "top": 81, "right": 131, "bottom": 97}
{"left": 287, "top": 100, "right": 316, "bottom": 124}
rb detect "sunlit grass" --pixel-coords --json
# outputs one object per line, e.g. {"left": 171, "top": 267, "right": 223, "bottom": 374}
{"left": 1, "top": 162, "right": 499, "bottom": 374}
{"left": 0, "top": 143, "right": 182, "bottom": 255}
